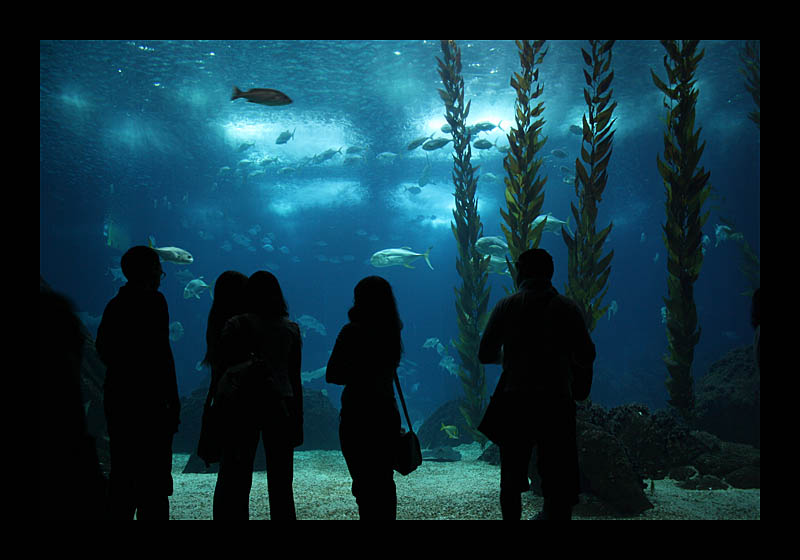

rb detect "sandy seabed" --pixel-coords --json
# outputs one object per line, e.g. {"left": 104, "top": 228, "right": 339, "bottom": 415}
{"left": 168, "top": 443, "right": 760, "bottom": 520}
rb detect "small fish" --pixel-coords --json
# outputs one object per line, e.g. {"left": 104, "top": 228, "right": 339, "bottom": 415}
{"left": 312, "top": 147, "right": 342, "bottom": 164}
{"left": 276, "top": 128, "right": 296, "bottom": 144}
{"left": 169, "top": 321, "right": 185, "bottom": 342}
{"left": 184, "top": 277, "right": 211, "bottom": 299}
{"left": 550, "top": 149, "right": 568, "bottom": 158}
{"left": 422, "top": 138, "right": 453, "bottom": 151}
{"left": 607, "top": 300, "right": 618, "bottom": 321}
{"left": 471, "top": 120, "right": 503, "bottom": 133}
{"left": 236, "top": 141, "right": 255, "bottom": 152}
{"left": 422, "top": 337, "right": 440, "bottom": 349}
{"left": 231, "top": 86, "right": 292, "bottom": 106}
{"left": 640, "top": 232, "right": 647, "bottom": 244}
{"left": 376, "top": 151, "right": 398, "bottom": 161}
{"left": 440, "top": 422, "right": 459, "bottom": 439}
{"left": 406, "top": 186, "right": 421, "bottom": 195}
{"left": 714, "top": 224, "right": 744, "bottom": 247}
{"left": 473, "top": 138, "right": 495, "bottom": 150}
{"left": 407, "top": 133, "right": 434, "bottom": 151}
{"left": 569, "top": 124, "right": 582, "bottom": 135}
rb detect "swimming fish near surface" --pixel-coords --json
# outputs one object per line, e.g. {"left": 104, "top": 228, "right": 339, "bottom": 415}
{"left": 231, "top": 86, "right": 292, "bottom": 106}
{"left": 370, "top": 246, "right": 433, "bottom": 270}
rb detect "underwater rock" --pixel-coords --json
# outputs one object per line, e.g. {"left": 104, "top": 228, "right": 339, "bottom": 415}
{"left": 692, "top": 439, "right": 760, "bottom": 489}
{"left": 668, "top": 465, "right": 698, "bottom": 482}
{"left": 572, "top": 423, "right": 654, "bottom": 515}
{"left": 694, "top": 345, "right": 760, "bottom": 448}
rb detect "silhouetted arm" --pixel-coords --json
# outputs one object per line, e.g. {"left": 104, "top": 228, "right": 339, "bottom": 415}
{"left": 568, "top": 305, "right": 596, "bottom": 370}
{"left": 479, "top": 302, "right": 505, "bottom": 365}
{"left": 289, "top": 322, "right": 303, "bottom": 446}
{"left": 326, "top": 323, "right": 355, "bottom": 385}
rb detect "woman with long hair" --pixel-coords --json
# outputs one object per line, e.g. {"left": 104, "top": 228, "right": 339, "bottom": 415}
{"left": 213, "top": 270, "right": 303, "bottom": 520}
{"left": 326, "top": 275, "right": 404, "bottom": 519}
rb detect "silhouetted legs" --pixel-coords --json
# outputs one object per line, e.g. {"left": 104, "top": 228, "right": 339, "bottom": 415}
{"left": 107, "top": 429, "right": 173, "bottom": 520}
{"left": 214, "top": 414, "right": 296, "bottom": 520}
{"left": 499, "top": 405, "right": 579, "bottom": 520}
{"left": 339, "top": 413, "right": 398, "bottom": 520}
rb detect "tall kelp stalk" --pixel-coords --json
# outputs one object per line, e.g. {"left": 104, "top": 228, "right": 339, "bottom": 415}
{"left": 562, "top": 40, "right": 616, "bottom": 333}
{"left": 501, "top": 40, "right": 548, "bottom": 289}
{"left": 651, "top": 40, "right": 712, "bottom": 422}
{"left": 735, "top": 39, "right": 760, "bottom": 295}
{"left": 740, "top": 40, "right": 760, "bottom": 130}
{"left": 437, "top": 40, "right": 490, "bottom": 446}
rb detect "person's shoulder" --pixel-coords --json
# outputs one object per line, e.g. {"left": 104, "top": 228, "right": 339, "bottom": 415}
{"left": 284, "top": 317, "right": 302, "bottom": 337}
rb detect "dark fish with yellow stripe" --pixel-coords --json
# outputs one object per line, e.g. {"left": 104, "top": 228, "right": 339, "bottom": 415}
{"left": 231, "top": 86, "right": 292, "bottom": 106}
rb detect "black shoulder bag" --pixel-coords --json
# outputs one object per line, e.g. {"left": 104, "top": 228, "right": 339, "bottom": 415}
{"left": 393, "top": 372, "right": 422, "bottom": 476}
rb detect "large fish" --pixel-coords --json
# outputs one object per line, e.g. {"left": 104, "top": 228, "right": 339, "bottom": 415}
{"left": 148, "top": 236, "right": 193, "bottom": 264}
{"left": 231, "top": 86, "right": 292, "bottom": 106}
{"left": 533, "top": 213, "right": 573, "bottom": 236}
{"left": 370, "top": 246, "right": 433, "bottom": 270}
{"left": 475, "top": 236, "right": 508, "bottom": 257}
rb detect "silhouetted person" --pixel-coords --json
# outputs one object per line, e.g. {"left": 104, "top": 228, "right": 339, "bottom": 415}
{"left": 751, "top": 287, "right": 760, "bottom": 373}
{"left": 197, "top": 270, "right": 248, "bottom": 467}
{"left": 95, "top": 246, "right": 180, "bottom": 520}
{"left": 213, "top": 270, "right": 303, "bottom": 520}
{"left": 479, "top": 248, "right": 596, "bottom": 520}
{"left": 327, "top": 276, "right": 403, "bottom": 519}
{"left": 39, "top": 278, "right": 107, "bottom": 519}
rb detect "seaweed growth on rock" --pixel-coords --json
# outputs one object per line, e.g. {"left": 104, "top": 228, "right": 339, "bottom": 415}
{"left": 501, "top": 40, "right": 548, "bottom": 288}
{"left": 562, "top": 40, "right": 616, "bottom": 333}
{"left": 651, "top": 40, "right": 712, "bottom": 422}
{"left": 437, "top": 40, "right": 490, "bottom": 446}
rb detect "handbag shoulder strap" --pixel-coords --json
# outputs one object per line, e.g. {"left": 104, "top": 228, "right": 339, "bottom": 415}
{"left": 393, "top": 371, "right": 414, "bottom": 432}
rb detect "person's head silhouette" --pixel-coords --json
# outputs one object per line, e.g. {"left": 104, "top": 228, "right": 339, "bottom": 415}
{"left": 246, "top": 270, "right": 289, "bottom": 319}
{"left": 121, "top": 245, "right": 163, "bottom": 290}
{"left": 516, "top": 248, "right": 554, "bottom": 283}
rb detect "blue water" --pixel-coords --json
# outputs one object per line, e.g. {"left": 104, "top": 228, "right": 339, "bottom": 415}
{"left": 40, "top": 40, "right": 760, "bottom": 419}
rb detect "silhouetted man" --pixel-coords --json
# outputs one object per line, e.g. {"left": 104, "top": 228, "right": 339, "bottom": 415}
{"left": 96, "top": 246, "right": 180, "bottom": 519}
{"left": 479, "top": 248, "right": 595, "bottom": 520}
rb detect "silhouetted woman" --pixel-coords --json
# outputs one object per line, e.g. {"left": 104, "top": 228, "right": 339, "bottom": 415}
{"left": 326, "top": 275, "right": 403, "bottom": 519}
{"left": 198, "top": 270, "right": 248, "bottom": 467}
{"left": 214, "top": 270, "right": 303, "bottom": 520}
{"left": 202, "top": 270, "right": 249, "bottom": 406}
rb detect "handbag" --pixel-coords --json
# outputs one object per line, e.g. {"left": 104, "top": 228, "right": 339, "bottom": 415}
{"left": 393, "top": 372, "right": 422, "bottom": 476}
